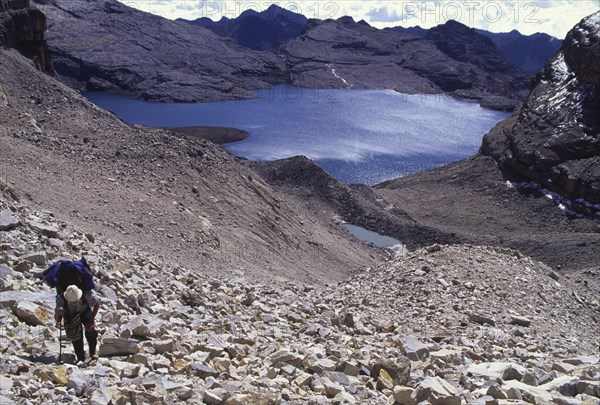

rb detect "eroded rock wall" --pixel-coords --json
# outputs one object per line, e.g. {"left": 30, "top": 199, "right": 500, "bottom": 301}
{"left": 0, "top": 0, "right": 53, "bottom": 74}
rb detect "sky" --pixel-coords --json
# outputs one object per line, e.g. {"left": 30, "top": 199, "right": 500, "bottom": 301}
{"left": 118, "top": 0, "right": 600, "bottom": 38}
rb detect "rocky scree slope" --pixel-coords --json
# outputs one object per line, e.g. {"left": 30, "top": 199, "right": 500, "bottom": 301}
{"left": 0, "top": 46, "right": 377, "bottom": 283}
{"left": 483, "top": 12, "right": 600, "bottom": 219}
{"left": 280, "top": 17, "right": 529, "bottom": 110}
{"left": 32, "top": 0, "right": 287, "bottom": 102}
{"left": 0, "top": 0, "right": 52, "bottom": 74}
{"left": 1, "top": 187, "right": 599, "bottom": 404}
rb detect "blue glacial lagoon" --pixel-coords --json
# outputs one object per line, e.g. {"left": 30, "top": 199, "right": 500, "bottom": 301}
{"left": 84, "top": 85, "right": 509, "bottom": 185}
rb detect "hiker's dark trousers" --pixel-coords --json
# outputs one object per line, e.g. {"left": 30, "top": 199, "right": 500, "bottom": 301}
{"left": 72, "top": 330, "right": 97, "bottom": 362}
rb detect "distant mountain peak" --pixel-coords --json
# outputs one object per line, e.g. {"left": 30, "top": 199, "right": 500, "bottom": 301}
{"left": 337, "top": 16, "right": 356, "bottom": 24}
{"left": 179, "top": 2, "right": 307, "bottom": 53}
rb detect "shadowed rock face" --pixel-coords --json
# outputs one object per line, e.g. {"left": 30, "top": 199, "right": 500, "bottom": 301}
{"left": 0, "top": 0, "right": 53, "bottom": 74}
{"left": 483, "top": 12, "right": 600, "bottom": 213}
{"left": 32, "top": 0, "right": 287, "bottom": 102}
{"left": 280, "top": 18, "right": 529, "bottom": 110}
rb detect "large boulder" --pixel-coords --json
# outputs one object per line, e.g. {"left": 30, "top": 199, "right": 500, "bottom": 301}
{"left": 13, "top": 301, "right": 52, "bottom": 325}
{"left": 67, "top": 371, "right": 94, "bottom": 396}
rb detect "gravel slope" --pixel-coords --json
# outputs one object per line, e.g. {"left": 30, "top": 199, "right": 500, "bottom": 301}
{"left": 0, "top": 48, "right": 378, "bottom": 284}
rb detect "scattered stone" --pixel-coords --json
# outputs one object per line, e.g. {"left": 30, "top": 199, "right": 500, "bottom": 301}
{"left": 20, "top": 251, "right": 47, "bottom": 266}
{"left": 14, "top": 261, "right": 32, "bottom": 273}
{"left": 468, "top": 312, "right": 496, "bottom": 326}
{"left": 323, "top": 380, "right": 344, "bottom": 398}
{"left": 505, "top": 315, "right": 531, "bottom": 327}
{"left": 203, "top": 389, "right": 223, "bottom": 405}
{"left": 29, "top": 220, "right": 61, "bottom": 238}
{"left": 67, "top": 371, "right": 94, "bottom": 396}
{"left": 370, "top": 358, "right": 411, "bottom": 386}
{"left": 0, "top": 209, "right": 20, "bottom": 231}
{"left": 414, "top": 376, "right": 461, "bottom": 405}
{"left": 90, "top": 389, "right": 113, "bottom": 405}
{"left": 98, "top": 337, "right": 140, "bottom": 357}
{"left": 0, "top": 264, "right": 16, "bottom": 280}
{"left": 487, "top": 383, "right": 508, "bottom": 399}
{"left": 400, "top": 336, "right": 429, "bottom": 361}
{"left": 393, "top": 386, "right": 416, "bottom": 405}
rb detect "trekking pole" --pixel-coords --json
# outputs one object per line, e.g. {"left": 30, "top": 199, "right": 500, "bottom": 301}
{"left": 57, "top": 321, "right": 63, "bottom": 364}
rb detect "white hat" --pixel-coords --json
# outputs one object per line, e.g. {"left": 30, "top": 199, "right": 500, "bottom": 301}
{"left": 64, "top": 285, "right": 82, "bottom": 302}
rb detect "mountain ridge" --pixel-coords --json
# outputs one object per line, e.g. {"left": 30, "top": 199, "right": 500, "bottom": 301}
{"left": 178, "top": 4, "right": 308, "bottom": 53}
{"left": 280, "top": 17, "right": 529, "bottom": 110}
{"left": 37, "top": 0, "right": 530, "bottom": 110}
{"left": 387, "top": 24, "right": 562, "bottom": 75}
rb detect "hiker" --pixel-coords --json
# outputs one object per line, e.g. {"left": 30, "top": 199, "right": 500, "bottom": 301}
{"left": 44, "top": 258, "right": 100, "bottom": 363}
{"left": 54, "top": 284, "right": 100, "bottom": 363}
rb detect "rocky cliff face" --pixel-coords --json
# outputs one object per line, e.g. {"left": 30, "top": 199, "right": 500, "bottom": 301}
{"left": 0, "top": 0, "right": 52, "bottom": 74}
{"left": 483, "top": 12, "right": 600, "bottom": 217}
{"left": 281, "top": 18, "right": 529, "bottom": 110}
{"left": 31, "top": 0, "right": 287, "bottom": 102}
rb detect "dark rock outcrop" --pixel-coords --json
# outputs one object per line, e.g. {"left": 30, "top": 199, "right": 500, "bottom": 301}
{"left": 179, "top": 4, "right": 307, "bottom": 53}
{"left": 483, "top": 12, "right": 600, "bottom": 215}
{"left": 280, "top": 18, "right": 529, "bottom": 110}
{"left": 32, "top": 0, "right": 287, "bottom": 102}
{"left": 0, "top": 0, "right": 52, "bottom": 74}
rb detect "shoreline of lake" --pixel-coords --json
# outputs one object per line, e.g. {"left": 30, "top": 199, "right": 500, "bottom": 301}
{"left": 165, "top": 126, "right": 249, "bottom": 145}
{"left": 83, "top": 85, "right": 509, "bottom": 185}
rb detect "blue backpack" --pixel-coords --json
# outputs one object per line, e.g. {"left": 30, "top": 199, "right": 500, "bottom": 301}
{"left": 43, "top": 258, "right": 95, "bottom": 292}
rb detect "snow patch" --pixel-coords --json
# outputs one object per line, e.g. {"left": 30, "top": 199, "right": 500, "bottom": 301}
{"left": 549, "top": 53, "right": 572, "bottom": 82}
{"left": 506, "top": 180, "right": 599, "bottom": 222}
{"left": 326, "top": 63, "right": 353, "bottom": 88}
{"left": 388, "top": 243, "right": 408, "bottom": 258}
